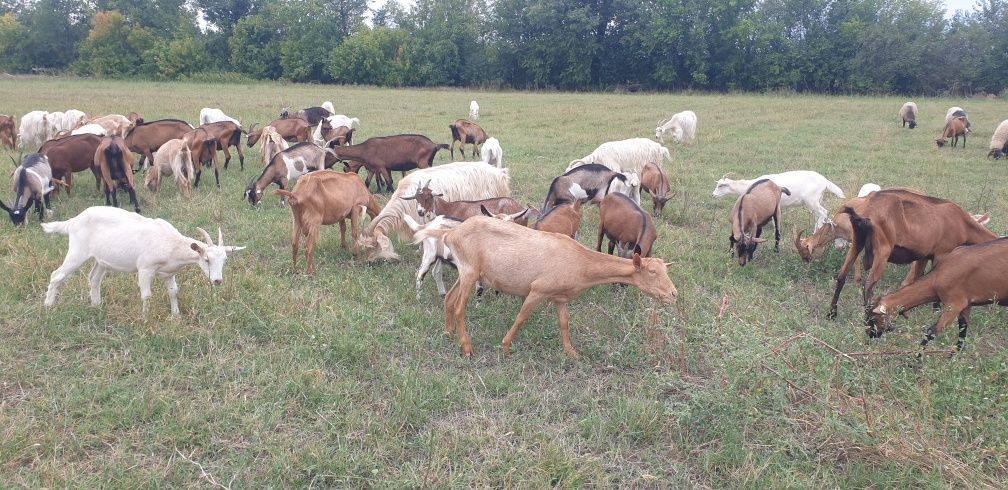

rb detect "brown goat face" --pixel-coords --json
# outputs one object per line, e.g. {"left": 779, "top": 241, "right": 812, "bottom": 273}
{"left": 865, "top": 304, "right": 893, "bottom": 338}
{"left": 935, "top": 138, "right": 946, "bottom": 148}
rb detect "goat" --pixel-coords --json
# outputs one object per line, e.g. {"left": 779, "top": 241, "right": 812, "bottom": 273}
{"left": 729, "top": 179, "right": 791, "bottom": 266}
{"left": 867, "top": 238, "right": 1008, "bottom": 352}
{"left": 246, "top": 118, "right": 312, "bottom": 147}
{"left": 88, "top": 114, "right": 134, "bottom": 137}
{"left": 828, "top": 190, "right": 998, "bottom": 319}
{"left": 18, "top": 111, "right": 50, "bottom": 149}
{"left": 469, "top": 100, "right": 479, "bottom": 120}
{"left": 448, "top": 119, "right": 487, "bottom": 159}
{"left": 144, "top": 138, "right": 194, "bottom": 197}
{"left": 333, "top": 134, "right": 450, "bottom": 193}
{"left": 401, "top": 180, "right": 526, "bottom": 223}
{"left": 541, "top": 163, "right": 633, "bottom": 213}
{"left": 358, "top": 162, "right": 511, "bottom": 262}
{"left": 712, "top": 170, "right": 843, "bottom": 230}
{"left": 936, "top": 117, "right": 968, "bottom": 148}
{"left": 655, "top": 110, "right": 697, "bottom": 144}
{"left": 124, "top": 119, "right": 194, "bottom": 171}
{"left": 182, "top": 128, "right": 221, "bottom": 189}
{"left": 94, "top": 136, "right": 141, "bottom": 213}
{"left": 566, "top": 138, "right": 671, "bottom": 204}
{"left": 295, "top": 106, "right": 333, "bottom": 125}
{"left": 42, "top": 206, "right": 244, "bottom": 315}
{"left": 57, "top": 110, "right": 88, "bottom": 133}
{"left": 273, "top": 171, "right": 381, "bottom": 274}
{"left": 1, "top": 154, "right": 58, "bottom": 225}
{"left": 403, "top": 214, "right": 464, "bottom": 300}
{"left": 313, "top": 115, "right": 359, "bottom": 147}
{"left": 259, "top": 126, "right": 289, "bottom": 170}
{"left": 480, "top": 137, "right": 503, "bottom": 168}
{"left": 72, "top": 123, "right": 107, "bottom": 136}
{"left": 440, "top": 216, "right": 678, "bottom": 357}
{"left": 199, "top": 108, "right": 240, "bottom": 126}
{"left": 534, "top": 201, "right": 583, "bottom": 238}
{"left": 640, "top": 162, "right": 672, "bottom": 216}
{"left": 244, "top": 142, "right": 337, "bottom": 205}
{"left": 0, "top": 114, "right": 16, "bottom": 149}
{"left": 39, "top": 133, "right": 103, "bottom": 195}
{"left": 598, "top": 193, "right": 657, "bottom": 258}
{"left": 200, "top": 121, "right": 246, "bottom": 170}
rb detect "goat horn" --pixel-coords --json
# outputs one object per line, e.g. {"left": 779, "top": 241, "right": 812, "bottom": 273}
{"left": 218, "top": 227, "right": 224, "bottom": 246}
{"left": 793, "top": 226, "right": 812, "bottom": 262}
{"left": 195, "top": 227, "right": 213, "bottom": 246}
{"left": 721, "top": 172, "right": 736, "bottom": 180}
{"left": 9, "top": 156, "right": 15, "bottom": 166}
{"left": 248, "top": 123, "right": 258, "bottom": 134}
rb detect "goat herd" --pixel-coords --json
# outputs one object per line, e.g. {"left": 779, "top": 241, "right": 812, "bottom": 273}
{"left": 2, "top": 99, "right": 1007, "bottom": 358}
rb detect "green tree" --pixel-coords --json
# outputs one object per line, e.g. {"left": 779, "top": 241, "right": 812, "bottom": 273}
{"left": 0, "top": 13, "right": 26, "bottom": 72}
{"left": 328, "top": 26, "right": 409, "bottom": 85}
{"left": 228, "top": 14, "right": 281, "bottom": 79}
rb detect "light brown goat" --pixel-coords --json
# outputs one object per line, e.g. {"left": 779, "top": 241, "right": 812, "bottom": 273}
{"left": 0, "top": 114, "right": 16, "bottom": 149}
{"left": 936, "top": 117, "right": 968, "bottom": 148}
{"left": 144, "top": 138, "right": 194, "bottom": 197}
{"left": 94, "top": 136, "right": 140, "bottom": 213}
{"left": 274, "top": 171, "right": 381, "bottom": 274}
{"left": 200, "top": 121, "right": 246, "bottom": 170}
{"left": 597, "top": 193, "right": 657, "bottom": 257}
{"left": 88, "top": 114, "right": 134, "bottom": 137}
{"left": 640, "top": 162, "right": 672, "bottom": 216}
{"left": 448, "top": 119, "right": 487, "bottom": 159}
{"left": 182, "top": 128, "right": 221, "bottom": 189}
{"left": 402, "top": 180, "right": 526, "bottom": 223}
{"left": 259, "top": 126, "right": 289, "bottom": 169}
{"left": 729, "top": 179, "right": 790, "bottom": 266}
{"left": 440, "top": 216, "right": 678, "bottom": 357}
{"left": 246, "top": 118, "right": 312, "bottom": 147}
{"left": 533, "top": 201, "right": 583, "bottom": 238}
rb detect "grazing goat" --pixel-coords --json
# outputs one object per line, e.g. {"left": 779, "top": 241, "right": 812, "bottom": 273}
{"left": 567, "top": 138, "right": 671, "bottom": 204}
{"left": 313, "top": 115, "right": 359, "bottom": 146}
{"left": 42, "top": 206, "right": 244, "bottom": 315}
{"left": 246, "top": 118, "right": 312, "bottom": 147}
{"left": 448, "top": 119, "right": 487, "bottom": 159}
{"left": 124, "top": 119, "right": 195, "bottom": 171}
{"left": 274, "top": 171, "right": 381, "bottom": 274}
{"left": 441, "top": 216, "right": 678, "bottom": 357}
{"left": 18, "top": 111, "right": 50, "bottom": 149}
{"left": 402, "top": 180, "right": 526, "bottom": 222}
{"left": 0, "top": 114, "right": 16, "bottom": 149}
{"left": 144, "top": 138, "right": 194, "bottom": 197}
{"left": 358, "top": 162, "right": 511, "bottom": 261}
{"left": 333, "top": 134, "right": 449, "bottom": 193}
{"left": 200, "top": 121, "right": 246, "bottom": 170}
{"left": 988, "top": 119, "right": 1008, "bottom": 159}
{"left": 182, "top": 128, "right": 221, "bottom": 189}
{"left": 72, "top": 123, "right": 107, "bottom": 136}
{"left": 541, "top": 164, "right": 634, "bottom": 213}
{"left": 480, "top": 137, "right": 503, "bottom": 168}
{"left": 244, "top": 142, "right": 336, "bottom": 205}
{"left": 94, "top": 136, "right": 141, "bottom": 213}
{"left": 899, "top": 102, "right": 917, "bottom": 129}
{"left": 2, "top": 154, "right": 57, "bottom": 225}
{"left": 828, "top": 190, "right": 998, "bottom": 319}
{"left": 534, "top": 201, "right": 583, "bottom": 238}
{"left": 729, "top": 179, "right": 790, "bottom": 266}
{"left": 88, "top": 114, "right": 134, "bottom": 137}
{"left": 712, "top": 170, "right": 843, "bottom": 230}
{"left": 867, "top": 238, "right": 1008, "bottom": 352}
{"left": 39, "top": 133, "right": 103, "bottom": 194}
{"left": 598, "top": 193, "right": 657, "bottom": 257}
{"left": 296, "top": 106, "right": 333, "bottom": 125}
{"left": 259, "top": 126, "right": 289, "bottom": 169}
{"left": 945, "top": 107, "right": 970, "bottom": 130}
{"left": 469, "top": 100, "right": 479, "bottom": 120}
{"left": 640, "top": 162, "right": 672, "bottom": 216}
{"left": 936, "top": 117, "right": 968, "bottom": 148}
{"left": 655, "top": 110, "right": 697, "bottom": 144}
{"left": 199, "top": 108, "right": 240, "bottom": 126}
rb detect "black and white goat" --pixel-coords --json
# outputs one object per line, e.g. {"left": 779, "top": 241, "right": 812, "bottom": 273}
{"left": 2, "top": 154, "right": 59, "bottom": 225}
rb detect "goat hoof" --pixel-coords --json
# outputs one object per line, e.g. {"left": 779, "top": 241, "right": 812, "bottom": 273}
{"left": 827, "top": 309, "right": 838, "bottom": 320}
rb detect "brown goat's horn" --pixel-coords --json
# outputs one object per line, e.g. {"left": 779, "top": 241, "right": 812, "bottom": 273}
{"left": 195, "top": 227, "right": 213, "bottom": 246}
{"left": 793, "top": 226, "right": 812, "bottom": 262}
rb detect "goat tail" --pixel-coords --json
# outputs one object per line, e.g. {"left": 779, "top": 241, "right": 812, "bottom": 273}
{"left": 435, "top": 143, "right": 450, "bottom": 151}
{"left": 824, "top": 180, "right": 845, "bottom": 198}
{"left": 843, "top": 206, "right": 874, "bottom": 271}
{"left": 780, "top": 186, "right": 791, "bottom": 196}
{"left": 413, "top": 226, "right": 451, "bottom": 246}
{"left": 273, "top": 189, "right": 297, "bottom": 206}
{"left": 41, "top": 219, "right": 70, "bottom": 235}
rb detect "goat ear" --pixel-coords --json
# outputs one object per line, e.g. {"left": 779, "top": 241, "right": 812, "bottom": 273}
{"left": 400, "top": 194, "right": 416, "bottom": 201}
{"left": 632, "top": 253, "right": 642, "bottom": 271}
{"left": 190, "top": 242, "right": 205, "bottom": 255}
{"left": 480, "top": 204, "right": 493, "bottom": 217}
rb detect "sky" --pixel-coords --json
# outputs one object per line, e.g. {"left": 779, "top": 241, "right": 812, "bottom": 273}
{"left": 943, "top": 0, "right": 980, "bottom": 16}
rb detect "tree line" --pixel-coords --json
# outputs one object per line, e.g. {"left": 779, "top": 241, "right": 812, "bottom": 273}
{"left": 0, "top": 0, "right": 1005, "bottom": 95}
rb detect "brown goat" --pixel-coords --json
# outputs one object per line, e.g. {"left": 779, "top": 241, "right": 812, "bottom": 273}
{"left": 440, "top": 216, "right": 678, "bottom": 357}
{"left": 534, "top": 201, "right": 583, "bottom": 238}
{"left": 273, "top": 171, "right": 381, "bottom": 274}
{"left": 124, "top": 119, "right": 194, "bottom": 171}
{"left": 200, "top": 121, "right": 246, "bottom": 170}
{"left": 39, "top": 133, "right": 103, "bottom": 195}
{"left": 936, "top": 117, "right": 968, "bottom": 148}
{"left": 94, "top": 136, "right": 140, "bottom": 213}
{"left": 319, "top": 118, "right": 355, "bottom": 146}
{"left": 640, "top": 162, "right": 672, "bottom": 216}
{"left": 144, "top": 138, "right": 194, "bottom": 197}
{"left": 244, "top": 142, "right": 338, "bottom": 205}
{"left": 402, "top": 180, "right": 526, "bottom": 223}
{"left": 126, "top": 112, "right": 144, "bottom": 125}
{"left": 333, "top": 134, "right": 449, "bottom": 192}
{"left": 182, "top": 128, "right": 221, "bottom": 189}
{"left": 88, "top": 114, "right": 134, "bottom": 137}
{"left": 829, "top": 190, "right": 998, "bottom": 319}
{"left": 597, "top": 193, "right": 657, "bottom": 257}
{"left": 867, "top": 238, "right": 1008, "bottom": 352}
{"left": 729, "top": 179, "right": 791, "bottom": 266}
{"left": 0, "top": 114, "right": 15, "bottom": 149}
{"left": 448, "top": 119, "right": 488, "bottom": 159}
{"left": 246, "top": 119, "right": 312, "bottom": 147}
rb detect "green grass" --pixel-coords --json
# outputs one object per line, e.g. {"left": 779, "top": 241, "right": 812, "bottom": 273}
{"left": 2, "top": 79, "right": 1007, "bottom": 487}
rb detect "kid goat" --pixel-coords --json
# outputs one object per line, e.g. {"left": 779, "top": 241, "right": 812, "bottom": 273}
{"left": 43, "top": 206, "right": 245, "bottom": 315}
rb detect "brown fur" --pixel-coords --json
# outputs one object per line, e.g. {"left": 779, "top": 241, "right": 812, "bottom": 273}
{"left": 534, "top": 201, "right": 583, "bottom": 238}
{"left": 640, "top": 162, "right": 672, "bottom": 216}
{"left": 936, "top": 117, "right": 968, "bottom": 148}
{"left": 124, "top": 119, "right": 193, "bottom": 170}
{"left": 333, "top": 134, "right": 449, "bottom": 193}
{"left": 39, "top": 133, "right": 103, "bottom": 195}
{"left": 729, "top": 179, "right": 790, "bottom": 266}
{"left": 200, "top": 121, "right": 246, "bottom": 170}
{"left": 88, "top": 114, "right": 134, "bottom": 137}
{"left": 0, "top": 115, "right": 16, "bottom": 149}
{"left": 403, "top": 181, "right": 525, "bottom": 223}
{"left": 182, "top": 128, "right": 221, "bottom": 189}
{"left": 94, "top": 136, "right": 140, "bottom": 212}
{"left": 246, "top": 118, "right": 311, "bottom": 147}
{"left": 597, "top": 193, "right": 657, "bottom": 257}
{"left": 448, "top": 119, "right": 488, "bottom": 159}
{"left": 245, "top": 142, "right": 337, "bottom": 205}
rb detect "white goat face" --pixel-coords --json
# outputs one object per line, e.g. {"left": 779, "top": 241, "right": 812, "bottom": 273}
{"left": 655, "top": 127, "right": 664, "bottom": 140}
{"left": 191, "top": 240, "right": 245, "bottom": 286}
{"left": 712, "top": 179, "right": 732, "bottom": 198}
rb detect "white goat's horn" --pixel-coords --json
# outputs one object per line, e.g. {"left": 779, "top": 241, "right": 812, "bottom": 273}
{"left": 721, "top": 172, "right": 736, "bottom": 180}
{"left": 218, "top": 227, "right": 224, "bottom": 246}
{"left": 196, "top": 227, "right": 213, "bottom": 246}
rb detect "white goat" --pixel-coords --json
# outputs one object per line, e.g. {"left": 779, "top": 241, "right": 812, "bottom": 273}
{"left": 145, "top": 139, "right": 195, "bottom": 197}
{"left": 857, "top": 183, "right": 881, "bottom": 197}
{"left": 61, "top": 110, "right": 88, "bottom": 131}
{"left": 480, "top": 137, "right": 503, "bottom": 168}
{"left": 260, "top": 126, "right": 290, "bottom": 168}
{"left": 71, "top": 123, "right": 107, "bottom": 136}
{"left": 567, "top": 138, "right": 669, "bottom": 204}
{"left": 199, "top": 107, "right": 241, "bottom": 126}
{"left": 18, "top": 111, "right": 50, "bottom": 149}
{"left": 42, "top": 206, "right": 245, "bottom": 315}
{"left": 321, "top": 101, "right": 335, "bottom": 115}
{"left": 312, "top": 114, "right": 360, "bottom": 146}
{"left": 469, "top": 100, "right": 479, "bottom": 120}
{"left": 655, "top": 110, "right": 697, "bottom": 144}
{"left": 404, "top": 214, "right": 463, "bottom": 300}
{"left": 712, "top": 170, "right": 845, "bottom": 230}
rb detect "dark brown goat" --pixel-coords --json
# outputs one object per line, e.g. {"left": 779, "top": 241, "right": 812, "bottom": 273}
{"left": 94, "top": 136, "right": 140, "bottom": 213}
{"left": 402, "top": 181, "right": 525, "bottom": 223}
{"left": 333, "top": 134, "right": 449, "bottom": 192}
{"left": 124, "top": 119, "right": 194, "bottom": 171}
{"left": 729, "top": 179, "right": 790, "bottom": 266}
{"left": 640, "top": 162, "right": 672, "bottom": 216}
{"left": 296, "top": 106, "right": 333, "bottom": 125}
{"left": 182, "top": 128, "right": 221, "bottom": 189}
{"left": 200, "top": 121, "right": 246, "bottom": 171}
{"left": 533, "top": 201, "right": 583, "bottom": 238}
{"left": 448, "top": 119, "right": 487, "bottom": 159}
{"left": 0, "top": 114, "right": 15, "bottom": 149}
{"left": 828, "top": 190, "right": 998, "bottom": 319}
{"left": 246, "top": 118, "right": 312, "bottom": 147}
{"left": 39, "top": 133, "right": 103, "bottom": 195}
{"left": 597, "top": 193, "right": 657, "bottom": 257}
{"left": 867, "top": 238, "right": 1008, "bottom": 352}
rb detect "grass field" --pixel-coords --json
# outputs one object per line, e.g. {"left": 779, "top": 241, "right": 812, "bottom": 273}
{"left": 1, "top": 79, "right": 1007, "bottom": 487}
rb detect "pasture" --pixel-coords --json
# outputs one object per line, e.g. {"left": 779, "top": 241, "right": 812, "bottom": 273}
{"left": 2, "top": 79, "right": 1007, "bottom": 487}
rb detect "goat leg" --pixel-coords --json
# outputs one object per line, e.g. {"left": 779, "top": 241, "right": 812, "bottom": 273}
{"left": 556, "top": 302, "right": 579, "bottom": 358}
{"left": 125, "top": 186, "right": 140, "bottom": 214}
{"left": 501, "top": 291, "right": 546, "bottom": 356}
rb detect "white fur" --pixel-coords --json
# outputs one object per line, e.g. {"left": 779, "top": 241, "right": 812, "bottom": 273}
{"left": 58, "top": 110, "right": 88, "bottom": 133}
{"left": 480, "top": 137, "right": 503, "bottom": 168}
{"left": 945, "top": 106, "right": 965, "bottom": 124}
{"left": 321, "top": 101, "right": 335, "bottom": 114}
{"left": 312, "top": 115, "right": 360, "bottom": 146}
{"left": 71, "top": 123, "right": 107, "bottom": 136}
{"left": 857, "top": 183, "right": 881, "bottom": 197}
{"left": 469, "top": 100, "right": 479, "bottom": 120}
{"left": 566, "top": 138, "right": 667, "bottom": 204}
{"left": 146, "top": 139, "right": 195, "bottom": 196}
{"left": 199, "top": 107, "right": 240, "bottom": 126}
{"left": 41, "top": 206, "right": 244, "bottom": 315}
{"left": 404, "top": 214, "right": 462, "bottom": 300}
{"left": 990, "top": 119, "right": 1008, "bottom": 152}
{"left": 712, "top": 170, "right": 845, "bottom": 229}
{"left": 655, "top": 110, "right": 697, "bottom": 144}
{"left": 260, "top": 126, "right": 289, "bottom": 168}
{"left": 88, "top": 114, "right": 132, "bottom": 137}
{"left": 18, "top": 111, "right": 50, "bottom": 149}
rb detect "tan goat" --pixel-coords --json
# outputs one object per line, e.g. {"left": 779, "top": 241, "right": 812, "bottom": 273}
{"left": 144, "top": 138, "right": 194, "bottom": 197}
{"left": 729, "top": 179, "right": 790, "bottom": 266}
{"left": 640, "top": 162, "right": 672, "bottom": 216}
{"left": 274, "top": 171, "right": 381, "bottom": 274}
{"left": 439, "top": 216, "right": 678, "bottom": 358}
{"left": 597, "top": 193, "right": 657, "bottom": 257}
{"left": 533, "top": 201, "right": 584, "bottom": 238}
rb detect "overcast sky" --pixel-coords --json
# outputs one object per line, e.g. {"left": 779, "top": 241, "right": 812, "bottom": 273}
{"left": 943, "top": 0, "right": 980, "bottom": 16}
